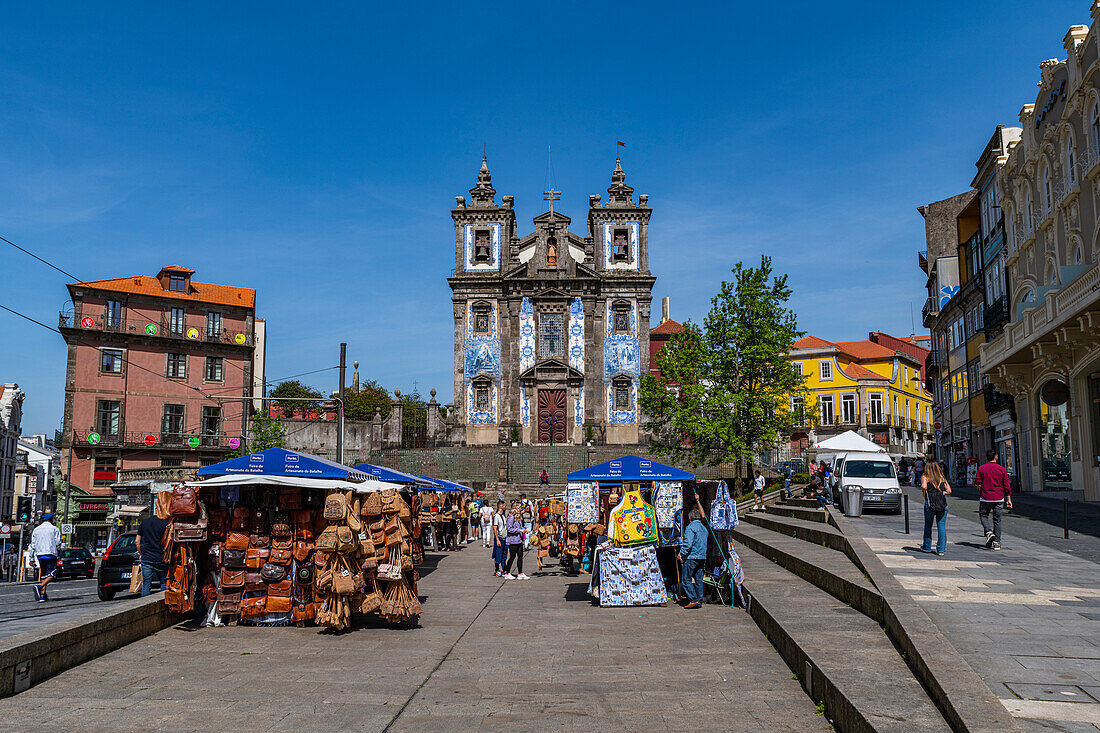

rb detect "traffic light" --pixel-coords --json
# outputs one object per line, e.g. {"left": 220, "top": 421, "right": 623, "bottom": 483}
{"left": 16, "top": 496, "right": 32, "bottom": 523}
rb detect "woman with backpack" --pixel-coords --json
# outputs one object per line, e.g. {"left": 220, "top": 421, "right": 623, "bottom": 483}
{"left": 920, "top": 461, "right": 952, "bottom": 556}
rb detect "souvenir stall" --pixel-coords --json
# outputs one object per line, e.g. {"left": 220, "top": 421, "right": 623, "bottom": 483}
{"left": 165, "top": 448, "right": 423, "bottom": 630}
{"left": 415, "top": 477, "right": 470, "bottom": 551}
{"left": 565, "top": 456, "right": 695, "bottom": 607}
{"left": 354, "top": 463, "right": 437, "bottom": 563}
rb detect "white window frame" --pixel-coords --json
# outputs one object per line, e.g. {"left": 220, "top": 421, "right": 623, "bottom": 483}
{"left": 818, "top": 395, "right": 834, "bottom": 425}
{"left": 819, "top": 360, "right": 832, "bottom": 381}
{"left": 793, "top": 361, "right": 803, "bottom": 377}
{"left": 1067, "top": 130, "right": 1078, "bottom": 186}
{"left": 868, "top": 392, "right": 884, "bottom": 424}
{"left": 841, "top": 393, "right": 857, "bottom": 424}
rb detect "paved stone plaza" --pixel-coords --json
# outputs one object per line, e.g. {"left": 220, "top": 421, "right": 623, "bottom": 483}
{"left": 854, "top": 488, "right": 1100, "bottom": 732}
{"left": 0, "top": 544, "right": 829, "bottom": 732}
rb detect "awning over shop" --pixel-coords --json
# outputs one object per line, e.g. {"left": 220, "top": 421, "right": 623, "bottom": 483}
{"left": 196, "top": 448, "right": 370, "bottom": 482}
{"left": 354, "top": 463, "right": 441, "bottom": 488}
{"left": 107, "top": 505, "right": 148, "bottom": 520}
{"left": 813, "top": 430, "right": 885, "bottom": 454}
{"left": 567, "top": 455, "right": 695, "bottom": 482}
{"left": 186, "top": 473, "right": 402, "bottom": 493}
{"left": 419, "top": 477, "right": 472, "bottom": 492}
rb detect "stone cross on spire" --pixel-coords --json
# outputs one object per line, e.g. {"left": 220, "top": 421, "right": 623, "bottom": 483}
{"left": 543, "top": 187, "right": 561, "bottom": 215}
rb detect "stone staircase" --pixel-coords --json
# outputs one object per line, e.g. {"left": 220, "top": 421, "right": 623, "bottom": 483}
{"left": 729, "top": 493, "right": 1021, "bottom": 732}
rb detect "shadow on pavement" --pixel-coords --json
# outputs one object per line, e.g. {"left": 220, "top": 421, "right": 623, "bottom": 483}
{"left": 564, "top": 582, "right": 596, "bottom": 604}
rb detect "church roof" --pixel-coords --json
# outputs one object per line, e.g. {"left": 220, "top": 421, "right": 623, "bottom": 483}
{"left": 650, "top": 319, "right": 684, "bottom": 336}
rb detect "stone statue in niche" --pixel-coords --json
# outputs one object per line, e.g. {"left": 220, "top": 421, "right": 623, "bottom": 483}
{"left": 547, "top": 237, "right": 558, "bottom": 266}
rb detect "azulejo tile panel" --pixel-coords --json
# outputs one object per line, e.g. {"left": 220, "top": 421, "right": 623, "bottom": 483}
{"left": 602, "top": 299, "right": 639, "bottom": 425}
{"left": 605, "top": 381, "right": 637, "bottom": 425}
{"left": 574, "top": 385, "right": 584, "bottom": 426}
{"left": 463, "top": 222, "right": 501, "bottom": 272}
{"left": 519, "top": 297, "right": 535, "bottom": 372}
{"left": 464, "top": 300, "right": 500, "bottom": 425}
{"left": 466, "top": 381, "right": 498, "bottom": 425}
{"left": 521, "top": 386, "right": 530, "bottom": 428}
{"left": 602, "top": 221, "right": 640, "bottom": 271}
{"left": 568, "top": 297, "right": 584, "bottom": 371}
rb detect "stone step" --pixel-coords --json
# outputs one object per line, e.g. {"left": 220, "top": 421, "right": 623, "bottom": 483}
{"left": 734, "top": 542, "right": 949, "bottom": 732}
{"left": 765, "top": 503, "right": 828, "bottom": 523}
{"left": 741, "top": 512, "right": 849, "bottom": 553}
{"left": 783, "top": 497, "right": 822, "bottom": 509}
{"left": 732, "top": 522, "right": 882, "bottom": 622}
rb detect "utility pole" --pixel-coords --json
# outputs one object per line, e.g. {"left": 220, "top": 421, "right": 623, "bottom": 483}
{"left": 337, "top": 343, "right": 346, "bottom": 465}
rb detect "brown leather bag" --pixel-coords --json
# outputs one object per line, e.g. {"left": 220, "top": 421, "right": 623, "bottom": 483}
{"left": 267, "top": 577, "right": 293, "bottom": 597}
{"left": 168, "top": 485, "right": 199, "bottom": 516}
{"left": 315, "top": 526, "right": 338, "bottom": 552}
{"left": 226, "top": 531, "right": 249, "bottom": 551}
{"left": 271, "top": 522, "right": 292, "bottom": 539}
{"left": 380, "top": 488, "right": 398, "bottom": 514}
{"left": 395, "top": 494, "right": 411, "bottom": 521}
{"left": 270, "top": 548, "right": 292, "bottom": 565}
{"left": 208, "top": 542, "right": 224, "bottom": 568}
{"left": 384, "top": 515, "right": 401, "bottom": 546}
{"left": 244, "top": 572, "right": 265, "bottom": 593}
{"left": 260, "top": 563, "right": 287, "bottom": 582}
{"left": 172, "top": 502, "right": 208, "bottom": 542}
{"left": 279, "top": 488, "right": 302, "bottom": 511}
{"left": 292, "top": 600, "right": 316, "bottom": 622}
{"left": 217, "top": 590, "right": 241, "bottom": 615}
{"left": 360, "top": 556, "right": 378, "bottom": 574}
{"left": 220, "top": 568, "right": 246, "bottom": 589}
{"left": 230, "top": 506, "right": 250, "bottom": 531}
{"left": 209, "top": 508, "right": 229, "bottom": 538}
{"left": 333, "top": 569, "right": 355, "bottom": 596}
{"left": 271, "top": 537, "right": 293, "bottom": 551}
{"left": 335, "top": 526, "right": 357, "bottom": 553}
{"left": 250, "top": 508, "right": 268, "bottom": 534}
{"left": 239, "top": 596, "right": 266, "bottom": 618}
{"left": 313, "top": 550, "right": 329, "bottom": 569}
{"left": 249, "top": 534, "right": 270, "bottom": 549}
{"left": 223, "top": 549, "right": 246, "bottom": 569}
{"left": 363, "top": 491, "right": 382, "bottom": 516}
{"left": 293, "top": 540, "right": 312, "bottom": 562}
{"left": 266, "top": 595, "right": 292, "bottom": 614}
{"left": 245, "top": 548, "right": 269, "bottom": 568}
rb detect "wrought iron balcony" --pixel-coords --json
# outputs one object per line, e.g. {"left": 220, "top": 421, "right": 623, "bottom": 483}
{"left": 983, "top": 384, "right": 1014, "bottom": 414}
{"left": 983, "top": 294, "right": 1008, "bottom": 332}
{"left": 71, "top": 430, "right": 242, "bottom": 450}
{"left": 922, "top": 297, "right": 940, "bottom": 328}
{"left": 60, "top": 311, "right": 252, "bottom": 346}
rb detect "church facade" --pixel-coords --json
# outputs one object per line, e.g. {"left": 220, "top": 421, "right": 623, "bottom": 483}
{"left": 449, "top": 157, "right": 656, "bottom": 446}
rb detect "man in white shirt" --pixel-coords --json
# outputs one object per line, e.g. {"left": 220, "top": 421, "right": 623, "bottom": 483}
{"left": 478, "top": 503, "right": 494, "bottom": 548}
{"left": 29, "top": 512, "right": 62, "bottom": 602}
{"left": 752, "top": 470, "right": 766, "bottom": 512}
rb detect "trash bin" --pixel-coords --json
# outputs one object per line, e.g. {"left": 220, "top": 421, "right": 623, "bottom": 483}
{"left": 844, "top": 486, "right": 864, "bottom": 517}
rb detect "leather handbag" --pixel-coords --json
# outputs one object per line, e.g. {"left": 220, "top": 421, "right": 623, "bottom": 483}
{"left": 223, "top": 549, "right": 247, "bottom": 569}
{"left": 271, "top": 537, "right": 293, "bottom": 551}
{"left": 271, "top": 521, "right": 292, "bottom": 539}
{"left": 360, "top": 556, "right": 378, "bottom": 574}
{"left": 245, "top": 548, "right": 269, "bottom": 568}
{"left": 208, "top": 542, "right": 224, "bottom": 568}
{"left": 217, "top": 590, "right": 241, "bottom": 615}
{"left": 260, "top": 562, "right": 287, "bottom": 582}
{"left": 249, "top": 534, "right": 270, "bottom": 549}
{"left": 226, "top": 531, "right": 249, "bottom": 551}
{"left": 267, "top": 577, "right": 293, "bottom": 597}
{"left": 266, "top": 595, "right": 292, "bottom": 614}
{"left": 295, "top": 563, "right": 313, "bottom": 586}
{"left": 293, "top": 540, "right": 313, "bottom": 562}
{"left": 230, "top": 506, "right": 250, "bottom": 531}
{"left": 324, "top": 492, "right": 348, "bottom": 521}
{"left": 279, "top": 489, "right": 302, "bottom": 511}
{"left": 292, "top": 600, "right": 315, "bottom": 623}
{"left": 209, "top": 508, "right": 229, "bottom": 538}
{"left": 172, "top": 502, "right": 209, "bottom": 542}
{"left": 380, "top": 488, "right": 398, "bottom": 514}
{"left": 168, "top": 485, "right": 199, "bottom": 516}
{"left": 270, "top": 548, "right": 292, "bottom": 565}
{"left": 313, "top": 550, "right": 329, "bottom": 569}
{"left": 384, "top": 515, "right": 401, "bottom": 546}
{"left": 363, "top": 491, "right": 382, "bottom": 516}
{"left": 359, "top": 536, "right": 374, "bottom": 558}
{"left": 315, "top": 526, "right": 338, "bottom": 552}
{"left": 333, "top": 568, "right": 355, "bottom": 595}
{"left": 315, "top": 568, "right": 333, "bottom": 592}
{"left": 395, "top": 494, "right": 411, "bottom": 521}
{"left": 220, "top": 568, "right": 246, "bottom": 589}
{"left": 292, "top": 509, "right": 312, "bottom": 526}
{"left": 250, "top": 508, "right": 268, "bottom": 535}
{"left": 244, "top": 572, "right": 265, "bottom": 593}
{"left": 239, "top": 596, "right": 266, "bottom": 618}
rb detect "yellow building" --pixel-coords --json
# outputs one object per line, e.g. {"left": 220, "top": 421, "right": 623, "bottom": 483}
{"left": 786, "top": 333, "right": 934, "bottom": 458}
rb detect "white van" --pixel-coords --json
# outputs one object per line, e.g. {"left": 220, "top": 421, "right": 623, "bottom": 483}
{"left": 834, "top": 452, "right": 902, "bottom": 514}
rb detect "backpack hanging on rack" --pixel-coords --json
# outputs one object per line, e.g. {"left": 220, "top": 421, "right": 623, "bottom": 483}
{"left": 709, "top": 481, "right": 737, "bottom": 530}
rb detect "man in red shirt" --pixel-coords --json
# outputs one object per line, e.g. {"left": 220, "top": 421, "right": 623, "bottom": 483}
{"left": 975, "top": 450, "right": 1013, "bottom": 550}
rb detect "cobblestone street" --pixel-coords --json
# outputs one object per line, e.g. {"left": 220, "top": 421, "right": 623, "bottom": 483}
{"left": 0, "top": 543, "right": 828, "bottom": 732}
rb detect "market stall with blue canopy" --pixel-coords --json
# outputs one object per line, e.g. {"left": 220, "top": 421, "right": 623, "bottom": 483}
{"left": 415, "top": 476, "right": 475, "bottom": 550}
{"left": 352, "top": 462, "right": 440, "bottom": 488}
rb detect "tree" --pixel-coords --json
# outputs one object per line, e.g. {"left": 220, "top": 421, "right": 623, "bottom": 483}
{"left": 343, "top": 379, "right": 391, "bottom": 421}
{"left": 270, "top": 380, "right": 323, "bottom": 416}
{"left": 639, "top": 255, "right": 810, "bottom": 466}
{"left": 249, "top": 411, "right": 287, "bottom": 451}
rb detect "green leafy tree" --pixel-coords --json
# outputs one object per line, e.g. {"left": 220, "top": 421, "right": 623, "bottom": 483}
{"left": 639, "top": 256, "right": 810, "bottom": 466}
{"left": 271, "top": 380, "right": 323, "bottom": 416}
{"left": 343, "top": 379, "right": 392, "bottom": 421}
{"left": 249, "top": 411, "right": 287, "bottom": 451}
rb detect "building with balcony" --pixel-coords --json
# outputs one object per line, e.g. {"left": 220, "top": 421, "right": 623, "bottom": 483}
{"left": 786, "top": 334, "right": 933, "bottom": 459}
{"left": 0, "top": 384, "right": 24, "bottom": 524}
{"left": 981, "top": 8, "right": 1100, "bottom": 502}
{"left": 58, "top": 265, "right": 265, "bottom": 550}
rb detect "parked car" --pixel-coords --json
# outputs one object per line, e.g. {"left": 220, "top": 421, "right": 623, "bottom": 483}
{"left": 97, "top": 532, "right": 159, "bottom": 600}
{"left": 834, "top": 452, "right": 903, "bottom": 514}
{"left": 56, "top": 547, "right": 95, "bottom": 580}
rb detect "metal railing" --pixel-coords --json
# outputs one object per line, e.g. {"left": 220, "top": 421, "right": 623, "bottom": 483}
{"left": 922, "top": 296, "right": 939, "bottom": 326}
{"left": 983, "top": 294, "right": 1008, "bottom": 331}
{"left": 72, "top": 430, "right": 241, "bottom": 449}
{"left": 59, "top": 311, "right": 251, "bottom": 346}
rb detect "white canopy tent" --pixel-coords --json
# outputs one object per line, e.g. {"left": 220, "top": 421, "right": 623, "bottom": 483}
{"left": 813, "top": 430, "right": 886, "bottom": 454}
{"left": 185, "top": 474, "right": 405, "bottom": 493}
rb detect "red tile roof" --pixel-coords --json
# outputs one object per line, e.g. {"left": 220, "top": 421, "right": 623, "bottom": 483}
{"left": 832, "top": 340, "right": 896, "bottom": 360}
{"left": 70, "top": 274, "right": 256, "bottom": 309}
{"left": 650, "top": 319, "right": 684, "bottom": 336}
{"left": 842, "top": 363, "right": 887, "bottom": 380}
{"left": 791, "top": 335, "right": 834, "bottom": 349}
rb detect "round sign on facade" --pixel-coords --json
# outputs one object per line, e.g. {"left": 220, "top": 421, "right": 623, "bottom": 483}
{"left": 1, "top": 524, "right": 10, "bottom": 534}
{"left": 188, "top": 436, "right": 201, "bottom": 448}
{"left": 1040, "top": 379, "right": 1069, "bottom": 407}
{"left": 228, "top": 437, "right": 240, "bottom": 449}
{"left": 234, "top": 333, "right": 246, "bottom": 344}
{"left": 186, "top": 327, "right": 199, "bottom": 339}
{"left": 145, "top": 323, "right": 158, "bottom": 335}
{"left": 80, "top": 317, "right": 94, "bottom": 328}
{"left": 87, "top": 432, "right": 101, "bottom": 445}
{"left": 144, "top": 434, "right": 157, "bottom": 447}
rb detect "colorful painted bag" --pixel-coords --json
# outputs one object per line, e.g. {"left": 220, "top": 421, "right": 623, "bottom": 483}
{"left": 566, "top": 482, "right": 599, "bottom": 524}
{"left": 709, "top": 481, "right": 737, "bottom": 530}
{"left": 654, "top": 482, "right": 683, "bottom": 547}
{"left": 608, "top": 487, "right": 657, "bottom": 547}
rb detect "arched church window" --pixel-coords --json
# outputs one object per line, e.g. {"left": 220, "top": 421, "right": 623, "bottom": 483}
{"left": 1075, "top": 245, "right": 1083, "bottom": 265}
{"left": 547, "top": 237, "right": 558, "bottom": 266}
{"left": 611, "top": 228, "right": 632, "bottom": 263}
{"left": 539, "top": 311, "right": 565, "bottom": 358}
{"left": 613, "top": 377, "right": 632, "bottom": 410}
{"left": 473, "top": 228, "right": 493, "bottom": 263}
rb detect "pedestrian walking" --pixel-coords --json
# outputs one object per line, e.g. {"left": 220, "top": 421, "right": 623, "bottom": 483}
{"left": 502, "top": 504, "right": 528, "bottom": 579}
{"left": 520, "top": 493, "right": 534, "bottom": 549}
{"left": 539, "top": 468, "right": 550, "bottom": 487}
{"left": 782, "top": 465, "right": 792, "bottom": 500}
{"left": 491, "top": 501, "right": 507, "bottom": 576}
{"left": 919, "top": 461, "right": 952, "bottom": 556}
{"left": 29, "top": 512, "right": 62, "bottom": 602}
{"left": 975, "top": 449, "right": 1012, "bottom": 550}
{"left": 479, "top": 502, "right": 494, "bottom": 548}
{"left": 752, "top": 470, "right": 766, "bottom": 511}
{"left": 135, "top": 492, "right": 172, "bottom": 597}
{"left": 678, "top": 508, "right": 708, "bottom": 609}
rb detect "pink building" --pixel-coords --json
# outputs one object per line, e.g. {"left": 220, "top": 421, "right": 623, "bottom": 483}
{"left": 59, "top": 266, "right": 264, "bottom": 546}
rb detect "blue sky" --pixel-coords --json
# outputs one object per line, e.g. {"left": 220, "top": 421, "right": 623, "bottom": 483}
{"left": 0, "top": 1, "right": 1088, "bottom": 433}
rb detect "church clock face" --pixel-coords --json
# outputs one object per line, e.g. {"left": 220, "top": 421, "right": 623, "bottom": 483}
{"left": 463, "top": 223, "right": 501, "bottom": 272}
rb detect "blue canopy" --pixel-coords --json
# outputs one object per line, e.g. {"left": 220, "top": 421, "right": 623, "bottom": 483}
{"left": 198, "top": 448, "right": 369, "bottom": 481}
{"left": 567, "top": 455, "right": 695, "bottom": 482}
{"left": 420, "top": 476, "right": 472, "bottom": 492}
{"left": 354, "top": 463, "right": 440, "bottom": 488}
